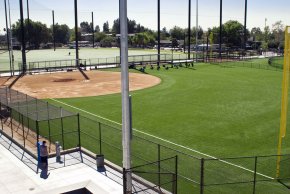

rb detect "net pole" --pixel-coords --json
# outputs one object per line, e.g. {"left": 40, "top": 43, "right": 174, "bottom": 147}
{"left": 120, "top": 0, "right": 132, "bottom": 192}
{"left": 276, "top": 26, "right": 290, "bottom": 178}
{"left": 188, "top": 0, "right": 191, "bottom": 60}
{"left": 4, "top": 0, "right": 12, "bottom": 76}
{"left": 74, "top": 0, "right": 79, "bottom": 67}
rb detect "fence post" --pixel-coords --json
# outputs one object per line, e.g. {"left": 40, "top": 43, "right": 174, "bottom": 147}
{"left": 174, "top": 155, "right": 178, "bottom": 194}
{"left": 61, "top": 117, "right": 65, "bottom": 150}
{"left": 10, "top": 108, "right": 13, "bottom": 138}
{"left": 47, "top": 102, "right": 51, "bottom": 152}
{"left": 123, "top": 168, "right": 127, "bottom": 194}
{"left": 158, "top": 144, "right": 161, "bottom": 189}
{"left": 99, "top": 122, "right": 102, "bottom": 154}
{"left": 77, "top": 114, "right": 81, "bottom": 149}
{"left": 21, "top": 114, "right": 25, "bottom": 147}
{"left": 253, "top": 156, "right": 258, "bottom": 194}
{"left": 200, "top": 158, "right": 205, "bottom": 194}
{"left": 36, "top": 120, "right": 39, "bottom": 144}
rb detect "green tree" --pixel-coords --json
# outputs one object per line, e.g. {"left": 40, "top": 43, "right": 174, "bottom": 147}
{"left": 94, "top": 32, "right": 106, "bottom": 42}
{"left": 69, "top": 27, "right": 81, "bottom": 41}
{"left": 12, "top": 19, "right": 50, "bottom": 49}
{"left": 103, "top": 21, "right": 110, "bottom": 33}
{"left": 95, "top": 25, "right": 100, "bottom": 33}
{"left": 52, "top": 23, "right": 70, "bottom": 44}
{"left": 80, "top": 21, "right": 91, "bottom": 33}
{"left": 170, "top": 26, "right": 185, "bottom": 40}
{"left": 100, "top": 35, "right": 114, "bottom": 47}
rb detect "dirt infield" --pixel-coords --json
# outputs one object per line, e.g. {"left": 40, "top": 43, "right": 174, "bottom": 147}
{"left": 0, "top": 70, "right": 161, "bottom": 99}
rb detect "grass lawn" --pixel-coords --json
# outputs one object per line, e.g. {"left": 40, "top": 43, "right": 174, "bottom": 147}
{"left": 45, "top": 60, "right": 290, "bottom": 193}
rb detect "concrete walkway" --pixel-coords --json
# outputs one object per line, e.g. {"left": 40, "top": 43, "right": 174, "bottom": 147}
{"left": 0, "top": 134, "right": 123, "bottom": 194}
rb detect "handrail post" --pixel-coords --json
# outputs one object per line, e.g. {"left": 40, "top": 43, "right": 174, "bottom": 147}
{"left": 200, "top": 158, "right": 205, "bottom": 194}
{"left": 253, "top": 156, "right": 258, "bottom": 194}
{"left": 99, "top": 122, "right": 102, "bottom": 154}
{"left": 158, "top": 144, "right": 161, "bottom": 189}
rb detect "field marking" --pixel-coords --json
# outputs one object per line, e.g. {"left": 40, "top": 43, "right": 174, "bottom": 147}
{"left": 50, "top": 98, "right": 274, "bottom": 180}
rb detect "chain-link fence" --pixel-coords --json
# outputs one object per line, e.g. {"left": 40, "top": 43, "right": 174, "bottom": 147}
{"left": 0, "top": 87, "right": 289, "bottom": 193}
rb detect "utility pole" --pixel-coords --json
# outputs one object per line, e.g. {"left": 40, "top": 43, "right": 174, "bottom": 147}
{"left": 52, "top": 10, "right": 55, "bottom": 51}
{"left": 157, "top": 0, "right": 160, "bottom": 67}
{"left": 219, "top": 0, "right": 222, "bottom": 59}
{"left": 74, "top": 0, "right": 79, "bottom": 66}
{"left": 92, "top": 12, "right": 95, "bottom": 48}
{"left": 244, "top": 0, "right": 248, "bottom": 52}
{"left": 188, "top": 0, "right": 191, "bottom": 59}
{"left": 120, "top": 0, "right": 132, "bottom": 193}
{"left": 8, "top": 0, "right": 14, "bottom": 75}
{"left": 26, "top": 0, "right": 30, "bottom": 48}
{"left": 4, "top": 0, "right": 12, "bottom": 76}
{"left": 195, "top": 0, "right": 198, "bottom": 62}
{"left": 19, "top": 0, "right": 26, "bottom": 74}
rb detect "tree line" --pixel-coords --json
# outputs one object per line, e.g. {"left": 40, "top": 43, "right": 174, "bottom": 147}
{"left": 10, "top": 18, "right": 285, "bottom": 50}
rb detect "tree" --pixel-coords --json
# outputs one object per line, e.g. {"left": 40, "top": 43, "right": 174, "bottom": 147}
{"left": 250, "top": 27, "right": 263, "bottom": 41}
{"left": 95, "top": 25, "right": 100, "bottom": 33}
{"left": 100, "top": 35, "right": 114, "bottom": 47}
{"left": 69, "top": 27, "right": 81, "bottom": 41}
{"left": 161, "top": 27, "right": 170, "bottom": 39}
{"left": 132, "top": 32, "right": 155, "bottom": 48}
{"left": 170, "top": 26, "right": 185, "bottom": 40}
{"left": 94, "top": 32, "right": 106, "bottom": 42}
{"left": 111, "top": 18, "right": 138, "bottom": 34}
{"left": 12, "top": 19, "right": 50, "bottom": 49}
{"left": 80, "top": 21, "right": 91, "bottom": 33}
{"left": 171, "top": 38, "right": 179, "bottom": 49}
{"left": 52, "top": 23, "right": 70, "bottom": 44}
{"left": 272, "top": 21, "right": 284, "bottom": 48}
{"left": 112, "top": 19, "right": 120, "bottom": 34}
{"left": 103, "top": 21, "right": 110, "bottom": 33}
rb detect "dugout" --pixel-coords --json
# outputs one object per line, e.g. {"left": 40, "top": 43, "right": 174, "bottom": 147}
{"left": 0, "top": 87, "right": 80, "bottom": 157}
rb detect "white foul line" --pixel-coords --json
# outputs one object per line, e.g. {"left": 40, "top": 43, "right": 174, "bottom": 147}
{"left": 50, "top": 98, "right": 274, "bottom": 180}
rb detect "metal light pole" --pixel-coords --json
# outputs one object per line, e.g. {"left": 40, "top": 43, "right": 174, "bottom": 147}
{"left": 195, "top": 0, "right": 198, "bottom": 62}
{"left": 92, "top": 12, "right": 95, "bottom": 48}
{"left": 188, "top": 0, "right": 191, "bottom": 59}
{"left": 19, "top": 0, "right": 26, "bottom": 74}
{"left": 4, "top": 0, "right": 12, "bottom": 76}
{"left": 26, "top": 0, "right": 30, "bottom": 48}
{"left": 120, "top": 0, "right": 132, "bottom": 193}
{"left": 157, "top": 0, "right": 160, "bottom": 67}
{"left": 219, "top": 0, "right": 222, "bottom": 59}
{"left": 244, "top": 0, "right": 248, "bottom": 51}
{"left": 8, "top": 0, "right": 14, "bottom": 75}
{"left": 74, "top": 0, "right": 79, "bottom": 66}
{"left": 52, "top": 10, "right": 56, "bottom": 51}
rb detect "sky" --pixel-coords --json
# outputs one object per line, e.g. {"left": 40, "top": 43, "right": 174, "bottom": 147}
{"left": 0, "top": 0, "right": 290, "bottom": 35}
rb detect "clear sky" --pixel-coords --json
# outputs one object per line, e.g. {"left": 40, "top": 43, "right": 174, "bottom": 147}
{"left": 0, "top": 0, "right": 290, "bottom": 34}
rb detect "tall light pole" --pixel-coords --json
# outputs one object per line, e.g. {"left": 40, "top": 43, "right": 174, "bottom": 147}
{"left": 4, "top": 0, "right": 12, "bottom": 76}
{"left": 74, "top": 0, "right": 79, "bottom": 66}
{"left": 120, "top": 0, "right": 132, "bottom": 193}
{"left": 157, "top": 0, "right": 160, "bottom": 67}
{"left": 188, "top": 0, "right": 191, "bottom": 59}
{"left": 8, "top": 0, "right": 14, "bottom": 75}
{"left": 52, "top": 10, "right": 55, "bottom": 51}
{"left": 26, "top": 0, "right": 30, "bottom": 48}
{"left": 19, "top": 0, "right": 26, "bottom": 74}
{"left": 219, "top": 0, "right": 222, "bottom": 59}
{"left": 195, "top": 0, "right": 198, "bottom": 62}
{"left": 244, "top": 0, "right": 248, "bottom": 52}
{"left": 92, "top": 12, "right": 95, "bottom": 48}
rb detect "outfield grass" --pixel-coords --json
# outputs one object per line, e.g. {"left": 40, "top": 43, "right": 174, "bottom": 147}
{"left": 46, "top": 60, "right": 290, "bottom": 193}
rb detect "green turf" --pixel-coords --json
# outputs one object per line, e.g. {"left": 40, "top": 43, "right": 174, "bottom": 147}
{"left": 44, "top": 59, "right": 290, "bottom": 193}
